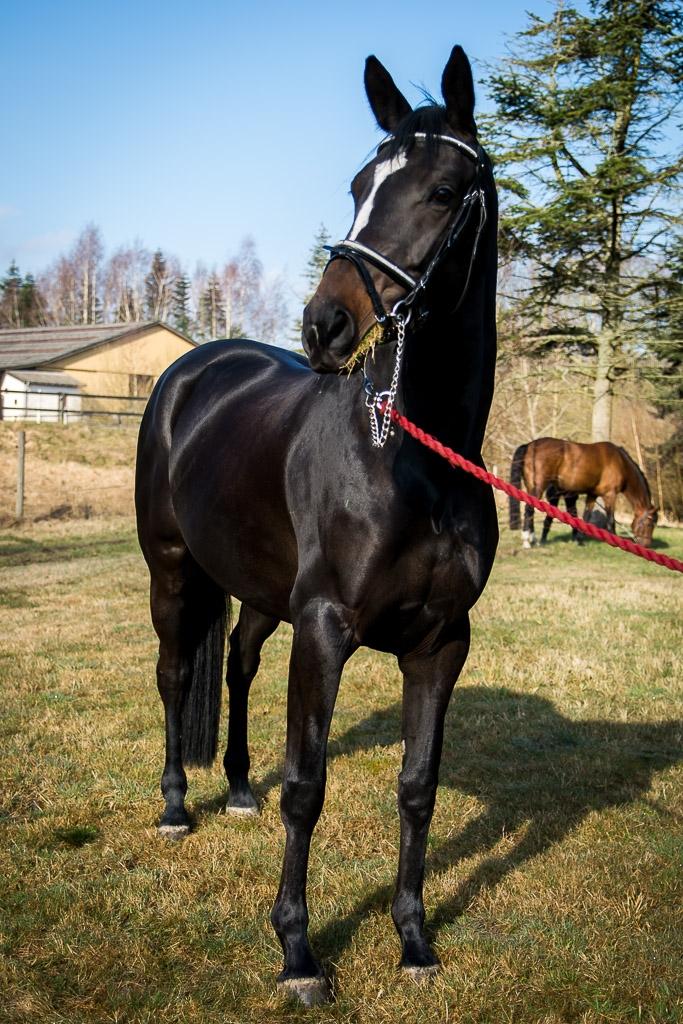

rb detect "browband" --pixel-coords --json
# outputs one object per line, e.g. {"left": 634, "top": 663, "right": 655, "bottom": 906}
{"left": 377, "top": 131, "right": 479, "bottom": 163}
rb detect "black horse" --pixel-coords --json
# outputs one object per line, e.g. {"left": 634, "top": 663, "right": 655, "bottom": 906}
{"left": 135, "top": 45, "right": 498, "bottom": 1005}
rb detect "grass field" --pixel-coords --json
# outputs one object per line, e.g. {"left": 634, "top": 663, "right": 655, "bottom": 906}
{"left": 1, "top": 516, "right": 681, "bottom": 1023}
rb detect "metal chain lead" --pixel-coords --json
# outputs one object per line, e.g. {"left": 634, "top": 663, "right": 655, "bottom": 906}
{"left": 364, "top": 314, "right": 406, "bottom": 448}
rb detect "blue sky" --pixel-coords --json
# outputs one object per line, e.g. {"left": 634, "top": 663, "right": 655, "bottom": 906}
{"left": 1, "top": 0, "right": 546, "bottom": 302}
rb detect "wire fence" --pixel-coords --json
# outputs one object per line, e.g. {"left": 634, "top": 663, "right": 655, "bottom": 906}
{"left": 0, "top": 407, "right": 141, "bottom": 523}
{"left": 1, "top": 390, "right": 680, "bottom": 533}
{"left": 1, "top": 388, "right": 147, "bottom": 424}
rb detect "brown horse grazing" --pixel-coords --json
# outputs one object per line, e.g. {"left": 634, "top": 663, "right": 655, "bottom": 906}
{"left": 509, "top": 438, "right": 658, "bottom": 548}
{"left": 136, "top": 46, "right": 498, "bottom": 1006}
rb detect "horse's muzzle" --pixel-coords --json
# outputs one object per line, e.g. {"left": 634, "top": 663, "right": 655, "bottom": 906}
{"left": 302, "top": 300, "right": 356, "bottom": 373}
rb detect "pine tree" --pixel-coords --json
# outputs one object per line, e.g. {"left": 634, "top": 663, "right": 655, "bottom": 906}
{"left": 0, "top": 261, "right": 23, "bottom": 326}
{"left": 644, "top": 235, "right": 683, "bottom": 513}
{"left": 304, "top": 224, "right": 331, "bottom": 295}
{"left": 650, "top": 240, "right": 683, "bottom": 416}
{"left": 292, "top": 224, "right": 330, "bottom": 346}
{"left": 18, "top": 274, "right": 46, "bottom": 326}
{"left": 483, "top": 0, "right": 683, "bottom": 440}
{"left": 172, "top": 274, "right": 193, "bottom": 336}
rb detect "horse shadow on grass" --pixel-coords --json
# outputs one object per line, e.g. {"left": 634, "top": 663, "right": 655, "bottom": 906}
{"left": 192, "top": 684, "right": 681, "bottom": 963}
{"left": 309, "top": 686, "right": 681, "bottom": 961}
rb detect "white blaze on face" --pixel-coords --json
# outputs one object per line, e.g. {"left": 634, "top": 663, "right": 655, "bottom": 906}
{"left": 348, "top": 152, "right": 409, "bottom": 241}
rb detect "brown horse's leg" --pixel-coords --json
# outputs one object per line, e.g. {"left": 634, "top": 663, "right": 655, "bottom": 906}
{"left": 393, "top": 620, "right": 470, "bottom": 975}
{"left": 541, "top": 484, "right": 560, "bottom": 544}
{"left": 271, "top": 599, "right": 355, "bottom": 1005}
{"left": 566, "top": 493, "right": 584, "bottom": 544}
{"left": 584, "top": 495, "right": 596, "bottom": 522}
{"left": 604, "top": 493, "right": 617, "bottom": 534}
{"left": 224, "top": 604, "right": 279, "bottom": 815}
{"left": 521, "top": 453, "right": 540, "bottom": 548}
{"left": 522, "top": 492, "right": 540, "bottom": 548}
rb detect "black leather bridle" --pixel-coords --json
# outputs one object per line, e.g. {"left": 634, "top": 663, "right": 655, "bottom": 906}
{"left": 323, "top": 132, "right": 488, "bottom": 333}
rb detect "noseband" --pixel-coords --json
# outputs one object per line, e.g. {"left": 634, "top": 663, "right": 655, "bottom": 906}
{"left": 324, "top": 132, "right": 488, "bottom": 331}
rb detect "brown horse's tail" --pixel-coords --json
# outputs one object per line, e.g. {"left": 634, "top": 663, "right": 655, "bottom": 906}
{"left": 181, "top": 582, "right": 229, "bottom": 767}
{"left": 509, "top": 443, "right": 528, "bottom": 530}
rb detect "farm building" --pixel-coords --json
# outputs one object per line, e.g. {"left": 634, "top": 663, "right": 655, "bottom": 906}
{"left": 1, "top": 369, "right": 82, "bottom": 422}
{"left": 0, "top": 322, "right": 197, "bottom": 421}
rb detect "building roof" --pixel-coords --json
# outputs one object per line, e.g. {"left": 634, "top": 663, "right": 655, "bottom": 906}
{"left": 4, "top": 369, "right": 81, "bottom": 388}
{"left": 0, "top": 321, "right": 197, "bottom": 370}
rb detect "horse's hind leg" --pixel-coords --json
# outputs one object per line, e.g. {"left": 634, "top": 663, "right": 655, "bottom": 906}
{"left": 150, "top": 552, "right": 226, "bottom": 839}
{"left": 393, "top": 621, "right": 470, "bottom": 975}
{"left": 521, "top": 465, "right": 540, "bottom": 548}
{"left": 522, "top": 497, "right": 537, "bottom": 547}
{"left": 224, "top": 604, "right": 279, "bottom": 815}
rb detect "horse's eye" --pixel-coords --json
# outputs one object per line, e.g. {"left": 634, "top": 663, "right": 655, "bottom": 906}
{"left": 430, "top": 186, "right": 455, "bottom": 205}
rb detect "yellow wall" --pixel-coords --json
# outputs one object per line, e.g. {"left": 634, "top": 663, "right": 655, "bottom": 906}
{"left": 46, "top": 325, "right": 195, "bottom": 412}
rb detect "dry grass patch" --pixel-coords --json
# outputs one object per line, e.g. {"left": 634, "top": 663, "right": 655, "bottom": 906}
{"left": 0, "top": 516, "right": 681, "bottom": 1023}
{"left": 0, "top": 422, "right": 137, "bottom": 522}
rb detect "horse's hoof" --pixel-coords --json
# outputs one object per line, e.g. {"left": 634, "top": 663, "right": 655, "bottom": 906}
{"left": 225, "top": 789, "right": 259, "bottom": 816}
{"left": 402, "top": 963, "right": 440, "bottom": 983}
{"left": 277, "top": 976, "right": 330, "bottom": 1007}
{"left": 225, "top": 802, "right": 259, "bottom": 817}
{"left": 157, "top": 823, "right": 190, "bottom": 841}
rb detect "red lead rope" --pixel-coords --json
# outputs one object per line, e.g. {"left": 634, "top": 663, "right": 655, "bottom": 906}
{"left": 388, "top": 407, "right": 683, "bottom": 575}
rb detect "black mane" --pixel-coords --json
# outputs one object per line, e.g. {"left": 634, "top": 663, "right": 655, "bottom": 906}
{"left": 618, "top": 446, "right": 652, "bottom": 503}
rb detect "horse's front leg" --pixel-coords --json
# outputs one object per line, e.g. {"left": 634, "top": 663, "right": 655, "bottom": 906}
{"left": 604, "top": 492, "right": 617, "bottom": 534}
{"left": 271, "top": 599, "right": 354, "bottom": 1006}
{"left": 393, "top": 620, "right": 470, "bottom": 976}
{"left": 566, "top": 493, "right": 584, "bottom": 545}
{"left": 541, "top": 484, "right": 559, "bottom": 544}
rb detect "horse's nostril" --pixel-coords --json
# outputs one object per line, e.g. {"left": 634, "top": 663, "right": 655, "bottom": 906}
{"left": 304, "top": 304, "right": 354, "bottom": 360}
{"left": 328, "top": 308, "right": 352, "bottom": 346}
{"left": 302, "top": 321, "right": 318, "bottom": 355}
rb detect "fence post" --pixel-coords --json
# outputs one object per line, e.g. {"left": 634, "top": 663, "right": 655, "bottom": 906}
{"left": 16, "top": 429, "right": 25, "bottom": 520}
{"left": 655, "top": 446, "right": 665, "bottom": 519}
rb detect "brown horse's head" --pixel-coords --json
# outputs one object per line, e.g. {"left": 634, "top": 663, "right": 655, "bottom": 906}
{"left": 303, "top": 45, "right": 481, "bottom": 372}
{"left": 632, "top": 504, "right": 658, "bottom": 547}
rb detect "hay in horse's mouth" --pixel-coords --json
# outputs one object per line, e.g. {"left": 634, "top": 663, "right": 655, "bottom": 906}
{"left": 340, "top": 321, "right": 385, "bottom": 373}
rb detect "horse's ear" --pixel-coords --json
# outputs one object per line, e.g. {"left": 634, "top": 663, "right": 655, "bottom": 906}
{"left": 441, "top": 45, "right": 477, "bottom": 136}
{"left": 364, "top": 55, "right": 412, "bottom": 134}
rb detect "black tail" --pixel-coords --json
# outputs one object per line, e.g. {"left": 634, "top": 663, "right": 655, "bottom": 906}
{"left": 181, "top": 583, "right": 229, "bottom": 767}
{"left": 509, "top": 443, "right": 528, "bottom": 530}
